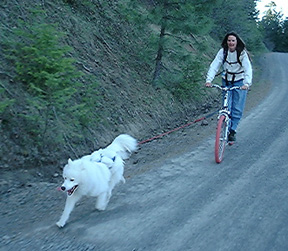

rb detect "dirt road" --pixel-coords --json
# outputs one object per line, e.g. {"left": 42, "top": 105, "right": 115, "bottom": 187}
{"left": 1, "top": 53, "right": 288, "bottom": 251}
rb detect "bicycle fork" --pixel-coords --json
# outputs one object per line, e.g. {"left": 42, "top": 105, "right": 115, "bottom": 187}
{"left": 218, "top": 111, "right": 230, "bottom": 142}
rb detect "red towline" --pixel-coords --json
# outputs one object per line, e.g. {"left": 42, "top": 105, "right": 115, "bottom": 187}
{"left": 138, "top": 110, "right": 218, "bottom": 145}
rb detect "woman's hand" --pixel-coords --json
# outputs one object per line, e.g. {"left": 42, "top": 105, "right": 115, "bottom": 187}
{"left": 205, "top": 82, "right": 212, "bottom": 87}
{"left": 241, "top": 85, "right": 249, "bottom": 90}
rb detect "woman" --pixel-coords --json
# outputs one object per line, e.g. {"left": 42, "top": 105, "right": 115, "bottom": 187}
{"left": 205, "top": 32, "right": 252, "bottom": 142}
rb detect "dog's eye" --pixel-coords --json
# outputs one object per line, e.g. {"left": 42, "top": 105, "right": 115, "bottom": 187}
{"left": 70, "top": 178, "right": 74, "bottom": 182}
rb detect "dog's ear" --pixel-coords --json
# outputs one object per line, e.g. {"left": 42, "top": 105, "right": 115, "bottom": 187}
{"left": 68, "top": 158, "right": 73, "bottom": 165}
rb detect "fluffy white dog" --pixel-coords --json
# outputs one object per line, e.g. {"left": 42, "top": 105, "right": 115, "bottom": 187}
{"left": 56, "top": 134, "right": 137, "bottom": 228}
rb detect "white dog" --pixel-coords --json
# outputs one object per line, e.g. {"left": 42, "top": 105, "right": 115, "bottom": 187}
{"left": 56, "top": 134, "right": 137, "bottom": 228}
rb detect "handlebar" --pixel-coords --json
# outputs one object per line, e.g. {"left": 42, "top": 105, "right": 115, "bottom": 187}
{"left": 209, "top": 84, "right": 242, "bottom": 91}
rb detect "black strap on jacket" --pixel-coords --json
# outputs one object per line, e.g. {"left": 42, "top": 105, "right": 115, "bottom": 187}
{"left": 225, "top": 70, "right": 244, "bottom": 85}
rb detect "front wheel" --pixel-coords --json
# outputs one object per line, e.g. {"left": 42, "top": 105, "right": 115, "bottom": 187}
{"left": 215, "top": 115, "right": 228, "bottom": 163}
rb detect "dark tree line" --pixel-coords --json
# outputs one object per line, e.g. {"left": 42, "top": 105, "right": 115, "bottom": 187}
{"left": 258, "top": 1, "right": 288, "bottom": 52}
{"left": 125, "top": 0, "right": 265, "bottom": 91}
{"left": 127, "top": 0, "right": 288, "bottom": 91}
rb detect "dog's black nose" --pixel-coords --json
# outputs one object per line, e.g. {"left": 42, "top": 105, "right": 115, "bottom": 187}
{"left": 61, "top": 186, "right": 65, "bottom": 191}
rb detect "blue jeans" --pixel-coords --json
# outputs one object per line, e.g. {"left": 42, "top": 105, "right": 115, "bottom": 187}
{"left": 222, "top": 79, "right": 247, "bottom": 132}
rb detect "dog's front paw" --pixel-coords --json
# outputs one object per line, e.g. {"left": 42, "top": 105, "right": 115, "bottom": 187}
{"left": 96, "top": 205, "right": 107, "bottom": 211}
{"left": 56, "top": 221, "right": 65, "bottom": 228}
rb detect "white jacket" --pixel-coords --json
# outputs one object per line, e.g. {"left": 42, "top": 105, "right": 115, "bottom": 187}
{"left": 206, "top": 48, "right": 252, "bottom": 86}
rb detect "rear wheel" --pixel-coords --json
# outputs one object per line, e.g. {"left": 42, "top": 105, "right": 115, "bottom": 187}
{"left": 215, "top": 115, "right": 228, "bottom": 163}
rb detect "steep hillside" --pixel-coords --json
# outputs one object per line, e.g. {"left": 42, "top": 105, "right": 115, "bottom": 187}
{"left": 0, "top": 0, "right": 254, "bottom": 175}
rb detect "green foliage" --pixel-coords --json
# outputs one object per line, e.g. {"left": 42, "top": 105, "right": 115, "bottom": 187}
{"left": 0, "top": 86, "right": 15, "bottom": 114}
{"left": 62, "top": 0, "right": 96, "bottom": 9}
{"left": 258, "top": 3, "right": 288, "bottom": 52}
{"left": 147, "top": 0, "right": 215, "bottom": 35}
{"left": 276, "top": 19, "right": 288, "bottom": 52}
{"left": 124, "top": 0, "right": 217, "bottom": 95}
{"left": 209, "top": 0, "right": 264, "bottom": 51}
{"left": 164, "top": 58, "right": 206, "bottom": 101}
{"left": 2, "top": 17, "right": 101, "bottom": 152}
{"left": 9, "top": 23, "right": 81, "bottom": 97}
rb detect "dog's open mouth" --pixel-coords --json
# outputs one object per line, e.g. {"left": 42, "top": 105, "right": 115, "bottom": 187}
{"left": 67, "top": 185, "right": 78, "bottom": 196}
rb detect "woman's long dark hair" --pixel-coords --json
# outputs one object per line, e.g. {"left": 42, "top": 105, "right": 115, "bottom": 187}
{"left": 221, "top": 31, "right": 246, "bottom": 65}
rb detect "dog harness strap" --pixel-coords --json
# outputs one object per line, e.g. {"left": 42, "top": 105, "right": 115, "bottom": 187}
{"left": 97, "top": 154, "right": 116, "bottom": 165}
{"left": 97, "top": 154, "right": 104, "bottom": 162}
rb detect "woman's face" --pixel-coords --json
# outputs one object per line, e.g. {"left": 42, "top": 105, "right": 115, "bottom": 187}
{"left": 227, "top": 35, "right": 237, "bottom": 52}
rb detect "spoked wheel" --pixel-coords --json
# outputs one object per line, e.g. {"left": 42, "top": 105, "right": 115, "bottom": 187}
{"left": 215, "top": 115, "right": 228, "bottom": 163}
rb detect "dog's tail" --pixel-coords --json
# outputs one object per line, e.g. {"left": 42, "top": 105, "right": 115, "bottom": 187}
{"left": 109, "top": 134, "right": 137, "bottom": 159}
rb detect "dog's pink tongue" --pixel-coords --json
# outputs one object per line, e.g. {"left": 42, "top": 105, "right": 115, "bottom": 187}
{"left": 57, "top": 187, "right": 62, "bottom": 191}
